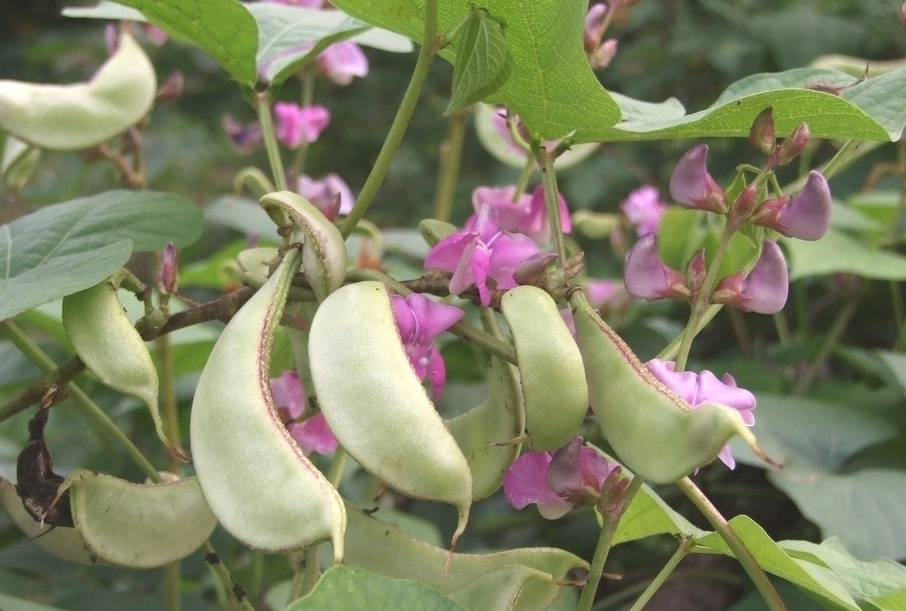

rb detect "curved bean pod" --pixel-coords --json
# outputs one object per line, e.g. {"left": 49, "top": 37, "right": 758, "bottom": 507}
{"left": 190, "top": 248, "right": 346, "bottom": 556}
{"left": 446, "top": 356, "right": 524, "bottom": 500}
{"left": 260, "top": 191, "right": 346, "bottom": 302}
{"left": 62, "top": 279, "right": 185, "bottom": 461}
{"left": 308, "top": 281, "right": 472, "bottom": 545}
{"left": 571, "top": 289, "right": 773, "bottom": 484}
{"left": 0, "top": 32, "right": 156, "bottom": 151}
{"left": 501, "top": 286, "right": 589, "bottom": 451}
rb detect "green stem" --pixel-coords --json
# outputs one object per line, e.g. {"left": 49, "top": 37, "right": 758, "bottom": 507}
{"left": 627, "top": 537, "right": 693, "bottom": 611}
{"left": 657, "top": 304, "right": 721, "bottom": 362}
{"left": 513, "top": 155, "right": 534, "bottom": 197}
{"left": 340, "top": 0, "right": 439, "bottom": 238}
{"left": 202, "top": 542, "right": 256, "bottom": 611}
{"left": 165, "top": 562, "right": 181, "bottom": 611}
{"left": 576, "top": 476, "right": 645, "bottom": 611}
{"left": 327, "top": 448, "right": 348, "bottom": 488}
{"left": 2, "top": 320, "right": 160, "bottom": 482}
{"left": 288, "top": 546, "right": 321, "bottom": 603}
{"left": 676, "top": 477, "right": 787, "bottom": 611}
{"left": 536, "top": 146, "right": 568, "bottom": 265}
{"left": 257, "top": 92, "right": 288, "bottom": 193}
{"left": 233, "top": 166, "right": 276, "bottom": 198}
{"left": 674, "top": 227, "right": 737, "bottom": 371}
{"left": 793, "top": 290, "right": 860, "bottom": 394}
{"left": 432, "top": 110, "right": 468, "bottom": 222}
{"left": 291, "top": 71, "right": 318, "bottom": 178}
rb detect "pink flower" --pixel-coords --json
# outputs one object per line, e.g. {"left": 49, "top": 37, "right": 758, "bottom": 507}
{"left": 623, "top": 234, "right": 688, "bottom": 301}
{"left": 221, "top": 115, "right": 262, "bottom": 155}
{"left": 270, "top": 371, "right": 338, "bottom": 455}
{"left": 273, "top": 103, "right": 330, "bottom": 149}
{"left": 504, "top": 437, "right": 621, "bottom": 519}
{"left": 645, "top": 360, "right": 755, "bottom": 469}
{"left": 621, "top": 185, "right": 668, "bottom": 236}
{"left": 584, "top": 4, "right": 619, "bottom": 69}
{"left": 751, "top": 172, "right": 831, "bottom": 241}
{"left": 318, "top": 42, "right": 369, "bottom": 85}
{"left": 298, "top": 173, "right": 355, "bottom": 217}
{"left": 669, "top": 144, "right": 728, "bottom": 214}
{"left": 712, "top": 240, "right": 789, "bottom": 314}
{"left": 425, "top": 205, "right": 540, "bottom": 306}
{"left": 391, "top": 294, "right": 464, "bottom": 399}
{"left": 465, "top": 184, "right": 571, "bottom": 246}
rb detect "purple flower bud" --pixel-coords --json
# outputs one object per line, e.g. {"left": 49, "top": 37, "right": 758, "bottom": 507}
{"left": 514, "top": 251, "right": 559, "bottom": 286}
{"left": 623, "top": 234, "right": 689, "bottom": 301}
{"left": 221, "top": 115, "right": 262, "bottom": 155}
{"left": 776, "top": 123, "right": 810, "bottom": 166}
{"left": 157, "top": 242, "right": 178, "bottom": 296}
{"left": 751, "top": 172, "right": 830, "bottom": 241}
{"left": 684, "top": 249, "right": 707, "bottom": 295}
{"left": 298, "top": 173, "right": 355, "bottom": 217}
{"left": 589, "top": 39, "right": 618, "bottom": 70}
{"left": 748, "top": 107, "right": 775, "bottom": 156}
{"left": 712, "top": 240, "right": 789, "bottom": 314}
{"left": 155, "top": 71, "right": 185, "bottom": 102}
{"left": 318, "top": 42, "right": 369, "bottom": 86}
{"left": 729, "top": 183, "right": 759, "bottom": 230}
{"left": 584, "top": 3, "right": 608, "bottom": 52}
{"left": 274, "top": 103, "right": 330, "bottom": 149}
{"left": 669, "top": 144, "right": 728, "bottom": 214}
{"left": 621, "top": 185, "right": 668, "bottom": 237}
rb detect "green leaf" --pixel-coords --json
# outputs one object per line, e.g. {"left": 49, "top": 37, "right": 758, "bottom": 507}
{"left": 613, "top": 483, "right": 705, "bottom": 545}
{"left": 0, "top": 190, "right": 202, "bottom": 321}
{"left": 784, "top": 229, "right": 906, "bottom": 281}
{"left": 249, "top": 3, "right": 413, "bottom": 86}
{"left": 62, "top": 0, "right": 145, "bottom": 20}
{"left": 445, "top": 8, "right": 512, "bottom": 114}
{"left": 0, "top": 592, "right": 71, "bottom": 611}
{"left": 286, "top": 566, "right": 467, "bottom": 611}
{"left": 111, "top": 0, "right": 258, "bottom": 86}
{"left": 331, "top": 0, "right": 621, "bottom": 139}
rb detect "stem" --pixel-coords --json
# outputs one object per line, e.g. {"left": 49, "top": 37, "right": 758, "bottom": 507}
{"left": 327, "top": 448, "right": 347, "bottom": 488}
{"left": 627, "top": 537, "right": 693, "bottom": 611}
{"left": 288, "top": 546, "right": 321, "bottom": 603}
{"left": 513, "top": 155, "right": 534, "bottom": 196}
{"left": 2, "top": 320, "right": 160, "bottom": 481}
{"left": 340, "top": 0, "right": 439, "bottom": 237}
{"left": 657, "top": 304, "right": 722, "bottom": 362}
{"left": 156, "top": 334, "right": 183, "bottom": 474}
{"left": 793, "top": 290, "right": 860, "bottom": 394}
{"left": 257, "top": 92, "right": 288, "bottom": 193}
{"left": 576, "top": 476, "right": 644, "bottom": 611}
{"left": 165, "top": 562, "right": 181, "bottom": 611}
{"left": 291, "top": 71, "right": 318, "bottom": 178}
{"left": 203, "top": 542, "right": 256, "bottom": 611}
{"left": 432, "top": 110, "right": 468, "bottom": 222}
{"left": 537, "top": 146, "right": 568, "bottom": 264}
{"left": 676, "top": 477, "right": 787, "bottom": 611}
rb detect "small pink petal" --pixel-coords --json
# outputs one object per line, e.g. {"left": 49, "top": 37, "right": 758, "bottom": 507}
{"left": 318, "top": 42, "right": 369, "bottom": 86}
{"left": 287, "top": 413, "right": 338, "bottom": 455}
{"left": 270, "top": 371, "right": 306, "bottom": 421}
{"left": 623, "top": 234, "right": 685, "bottom": 300}
{"left": 503, "top": 451, "right": 573, "bottom": 519}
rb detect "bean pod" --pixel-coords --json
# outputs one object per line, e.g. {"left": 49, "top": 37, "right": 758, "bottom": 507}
{"left": 62, "top": 279, "right": 184, "bottom": 461}
{"left": 571, "top": 289, "right": 773, "bottom": 484}
{"left": 190, "top": 248, "right": 346, "bottom": 556}
{"left": 308, "top": 281, "right": 472, "bottom": 545}
{"left": 501, "top": 285, "right": 589, "bottom": 451}
{"left": 0, "top": 32, "right": 156, "bottom": 151}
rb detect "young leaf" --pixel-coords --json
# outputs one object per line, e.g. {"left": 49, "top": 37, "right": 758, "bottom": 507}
{"left": 445, "top": 8, "right": 512, "bottom": 115}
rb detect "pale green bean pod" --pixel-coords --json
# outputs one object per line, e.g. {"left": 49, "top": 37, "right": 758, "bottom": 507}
{"left": 308, "top": 281, "right": 472, "bottom": 545}
{"left": 571, "top": 289, "right": 774, "bottom": 484}
{"left": 62, "top": 279, "right": 184, "bottom": 461}
{"left": 0, "top": 32, "right": 156, "bottom": 151}
{"left": 260, "top": 191, "right": 346, "bottom": 302}
{"left": 190, "top": 248, "right": 346, "bottom": 556}
{"left": 501, "top": 286, "right": 589, "bottom": 451}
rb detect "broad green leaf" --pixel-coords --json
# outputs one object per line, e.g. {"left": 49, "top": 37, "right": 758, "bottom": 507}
{"left": 613, "top": 483, "right": 705, "bottom": 546}
{"left": 0, "top": 190, "right": 202, "bottom": 321}
{"left": 111, "top": 0, "right": 258, "bottom": 86}
{"left": 205, "top": 194, "right": 277, "bottom": 238}
{"left": 731, "top": 395, "right": 906, "bottom": 560}
{"left": 785, "top": 229, "right": 906, "bottom": 281}
{"left": 0, "top": 592, "right": 70, "bottom": 611}
{"left": 287, "top": 566, "right": 467, "bottom": 611}
{"left": 445, "top": 8, "right": 512, "bottom": 114}
{"left": 331, "top": 0, "right": 622, "bottom": 139}
{"left": 249, "top": 3, "right": 413, "bottom": 86}
{"left": 877, "top": 351, "right": 906, "bottom": 396}
{"left": 62, "top": 0, "right": 145, "bottom": 20}
{"left": 1, "top": 135, "right": 40, "bottom": 192}
{"left": 449, "top": 565, "right": 565, "bottom": 611}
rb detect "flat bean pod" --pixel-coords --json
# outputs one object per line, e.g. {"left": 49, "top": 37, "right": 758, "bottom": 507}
{"left": 501, "top": 286, "right": 589, "bottom": 451}
{"left": 308, "top": 281, "right": 472, "bottom": 544}
{"left": 571, "top": 289, "right": 771, "bottom": 484}
{"left": 62, "top": 279, "right": 184, "bottom": 460}
{"left": 0, "top": 32, "right": 156, "bottom": 151}
{"left": 190, "top": 248, "right": 346, "bottom": 556}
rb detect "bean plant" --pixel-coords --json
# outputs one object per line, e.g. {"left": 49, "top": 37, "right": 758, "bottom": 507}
{"left": 2, "top": 1, "right": 906, "bottom": 610}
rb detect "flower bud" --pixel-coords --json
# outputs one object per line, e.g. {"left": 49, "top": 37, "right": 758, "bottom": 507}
{"left": 750, "top": 171, "right": 830, "bottom": 241}
{"left": 669, "top": 144, "right": 728, "bottom": 214}
{"left": 748, "top": 107, "right": 775, "bottom": 156}
{"left": 514, "top": 251, "right": 559, "bottom": 286}
{"left": 776, "top": 123, "right": 810, "bottom": 166}
{"left": 711, "top": 240, "right": 788, "bottom": 314}
{"left": 901, "top": 1, "right": 906, "bottom": 26}
{"left": 684, "top": 249, "right": 707, "bottom": 295}
{"left": 624, "top": 234, "right": 689, "bottom": 301}
{"left": 728, "top": 183, "right": 759, "bottom": 230}
{"left": 157, "top": 242, "right": 178, "bottom": 296}
{"left": 155, "top": 70, "right": 185, "bottom": 102}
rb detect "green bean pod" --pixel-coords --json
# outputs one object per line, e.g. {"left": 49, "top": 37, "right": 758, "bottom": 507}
{"left": 446, "top": 356, "right": 524, "bottom": 500}
{"left": 0, "top": 32, "right": 156, "bottom": 151}
{"left": 571, "top": 289, "right": 772, "bottom": 484}
{"left": 190, "top": 248, "right": 346, "bottom": 556}
{"left": 501, "top": 286, "right": 589, "bottom": 451}
{"left": 260, "top": 191, "right": 347, "bottom": 302}
{"left": 62, "top": 279, "right": 185, "bottom": 461}
{"left": 308, "top": 281, "right": 472, "bottom": 545}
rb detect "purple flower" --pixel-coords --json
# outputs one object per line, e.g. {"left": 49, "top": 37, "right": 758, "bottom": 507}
{"left": 584, "top": 4, "right": 619, "bottom": 69}
{"left": 298, "top": 173, "right": 355, "bottom": 218}
{"left": 621, "top": 185, "right": 668, "bottom": 236}
{"left": 273, "top": 103, "right": 330, "bottom": 149}
{"left": 645, "top": 360, "right": 755, "bottom": 469}
{"left": 623, "top": 234, "right": 689, "bottom": 301}
{"left": 221, "top": 115, "right": 262, "bottom": 155}
{"left": 504, "top": 437, "right": 620, "bottom": 519}
{"left": 270, "top": 371, "right": 338, "bottom": 455}
{"left": 712, "top": 240, "right": 789, "bottom": 314}
{"left": 751, "top": 171, "right": 831, "bottom": 241}
{"left": 465, "top": 185, "right": 571, "bottom": 246}
{"left": 318, "top": 42, "right": 369, "bottom": 85}
{"left": 425, "top": 205, "right": 540, "bottom": 306}
{"left": 669, "top": 144, "right": 728, "bottom": 214}
{"left": 391, "top": 294, "right": 464, "bottom": 399}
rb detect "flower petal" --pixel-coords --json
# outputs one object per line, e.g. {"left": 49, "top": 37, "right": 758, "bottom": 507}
{"left": 503, "top": 451, "right": 573, "bottom": 519}
{"left": 738, "top": 240, "right": 788, "bottom": 314}
{"left": 287, "top": 413, "right": 338, "bottom": 455}
{"left": 270, "top": 370, "right": 306, "bottom": 421}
